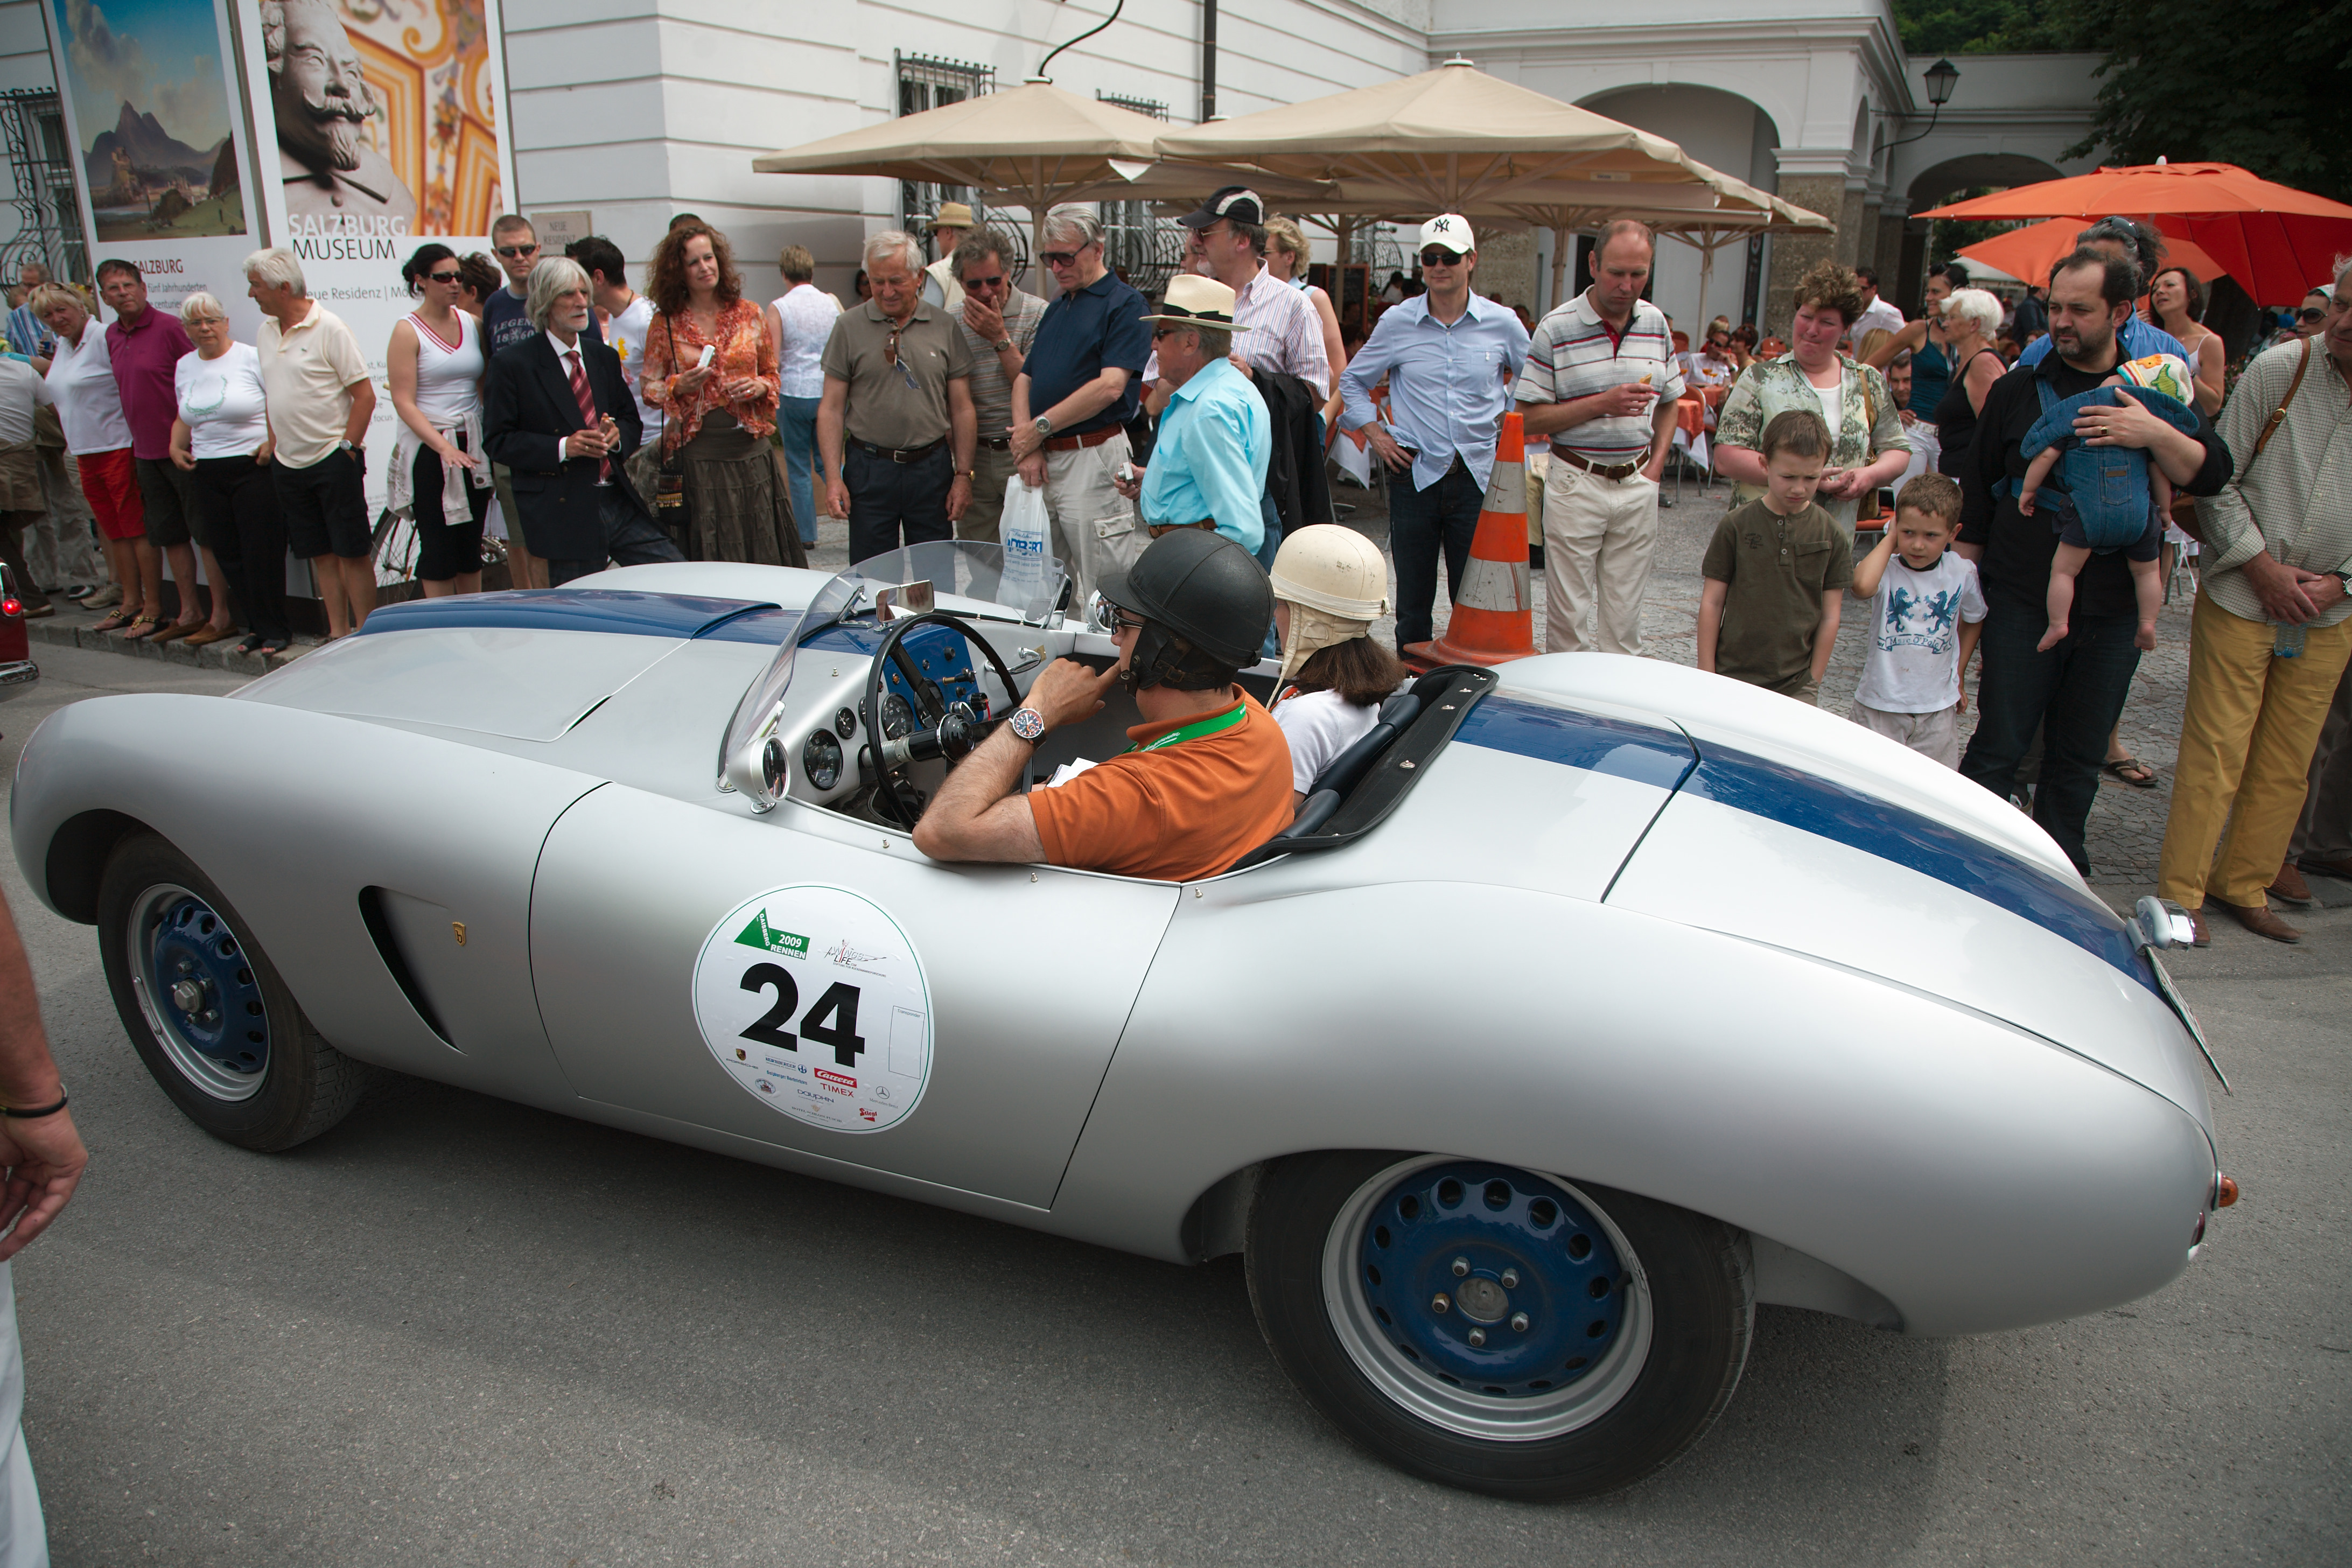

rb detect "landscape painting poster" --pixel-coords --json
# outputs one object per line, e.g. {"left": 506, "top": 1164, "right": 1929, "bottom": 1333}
{"left": 234, "top": 0, "right": 519, "bottom": 510}
{"left": 41, "top": 0, "right": 261, "bottom": 326}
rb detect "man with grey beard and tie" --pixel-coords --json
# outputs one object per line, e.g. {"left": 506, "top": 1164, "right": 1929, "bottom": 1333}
{"left": 263, "top": 0, "right": 417, "bottom": 223}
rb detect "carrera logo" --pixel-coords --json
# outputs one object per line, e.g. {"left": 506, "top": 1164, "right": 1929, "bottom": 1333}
{"left": 734, "top": 911, "right": 811, "bottom": 957}
{"left": 815, "top": 1068, "right": 856, "bottom": 1088}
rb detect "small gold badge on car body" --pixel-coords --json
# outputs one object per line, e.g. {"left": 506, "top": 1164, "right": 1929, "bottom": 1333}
{"left": 453, "top": 922, "right": 466, "bottom": 946}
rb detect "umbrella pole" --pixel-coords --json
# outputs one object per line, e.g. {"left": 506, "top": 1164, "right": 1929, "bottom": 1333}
{"left": 1551, "top": 222, "right": 1571, "bottom": 313}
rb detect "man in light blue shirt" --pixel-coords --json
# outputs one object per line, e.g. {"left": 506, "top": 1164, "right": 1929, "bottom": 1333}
{"left": 1118, "top": 276, "right": 1271, "bottom": 554}
{"left": 2019, "top": 217, "right": 2187, "bottom": 368}
{"left": 1338, "top": 214, "right": 1529, "bottom": 648}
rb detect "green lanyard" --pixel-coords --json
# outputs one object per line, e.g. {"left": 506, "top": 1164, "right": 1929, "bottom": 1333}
{"left": 1128, "top": 701, "right": 1246, "bottom": 754}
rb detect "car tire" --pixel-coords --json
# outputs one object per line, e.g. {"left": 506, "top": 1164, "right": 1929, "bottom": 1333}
{"left": 96, "top": 831, "right": 370, "bottom": 1151}
{"left": 1246, "top": 1150, "right": 1753, "bottom": 1501}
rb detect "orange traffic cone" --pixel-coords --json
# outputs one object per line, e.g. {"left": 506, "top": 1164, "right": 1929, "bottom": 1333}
{"left": 1403, "top": 412, "right": 1539, "bottom": 671}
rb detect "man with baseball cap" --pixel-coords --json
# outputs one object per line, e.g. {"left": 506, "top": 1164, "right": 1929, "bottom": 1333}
{"left": 1339, "top": 214, "right": 1529, "bottom": 652}
{"left": 912, "top": 527, "right": 1295, "bottom": 881}
{"left": 919, "top": 202, "right": 976, "bottom": 314}
{"left": 1110, "top": 275, "right": 1271, "bottom": 552}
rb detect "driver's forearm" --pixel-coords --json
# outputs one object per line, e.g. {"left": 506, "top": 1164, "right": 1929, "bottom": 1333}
{"left": 911, "top": 727, "right": 1038, "bottom": 862}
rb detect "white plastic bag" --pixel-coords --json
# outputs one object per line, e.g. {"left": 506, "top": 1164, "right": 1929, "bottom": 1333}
{"left": 1000, "top": 474, "right": 1053, "bottom": 615}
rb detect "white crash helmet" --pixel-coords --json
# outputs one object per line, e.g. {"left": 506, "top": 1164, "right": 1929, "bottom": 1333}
{"left": 1269, "top": 524, "right": 1391, "bottom": 682}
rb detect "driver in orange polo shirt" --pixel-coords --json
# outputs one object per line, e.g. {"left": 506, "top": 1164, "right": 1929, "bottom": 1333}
{"left": 913, "top": 529, "right": 1294, "bottom": 880}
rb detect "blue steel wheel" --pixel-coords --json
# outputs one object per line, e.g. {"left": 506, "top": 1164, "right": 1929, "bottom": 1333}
{"left": 97, "top": 833, "right": 371, "bottom": 1151}
{"left": 128, "top": 884, "right": 271, "bottom": 1101}
{"left": 1248, "top": 1151, "right": 1753, "bottom": 1501}
{"left": 1322, "top": 1157, "right": 1652, "bottom": 1441}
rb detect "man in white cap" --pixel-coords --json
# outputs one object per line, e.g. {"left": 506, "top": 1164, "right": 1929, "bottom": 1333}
{"left": 1339, "top": 214, "right": 1529, "bottom": 654}
{"left": 920, "top": 202, "right": 975, "bottom": 314}
{"left": 1111, "top": 275, "right": 1270, "bottom": 554}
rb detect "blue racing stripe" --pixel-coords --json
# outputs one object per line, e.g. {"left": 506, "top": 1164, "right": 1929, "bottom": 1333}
{"left": 1454, "top": 695, "right": 1696, "bottom": 790}
{"left": 356, "top": 589, "right": 774, "bottom": 641}
{"left": 1681, "top": 742, "right": 2154, "bottom": 991}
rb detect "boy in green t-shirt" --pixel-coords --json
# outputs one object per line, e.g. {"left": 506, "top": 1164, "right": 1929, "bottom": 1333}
{"left": 1697, "top": 408, "right": 1853, "bottom": 704}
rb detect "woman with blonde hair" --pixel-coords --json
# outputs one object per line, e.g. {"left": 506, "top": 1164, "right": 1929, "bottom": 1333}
{"left": 642, "top": 222, "right": 802, "bottom": 565}
{"left": 1264, "top": 216, "right": 1347, "bottom": 424}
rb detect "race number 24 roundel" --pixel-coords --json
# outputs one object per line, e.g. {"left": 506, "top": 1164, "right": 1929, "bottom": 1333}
{"left": 692, "top": 885, "right": 933, "bottom": 1133}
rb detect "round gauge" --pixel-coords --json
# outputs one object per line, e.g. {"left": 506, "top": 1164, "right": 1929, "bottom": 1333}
{"left": 834, "top": 706, "right": 858, "bottom": 739}
{"left": 801, "top": 729, "right": 844, "bottom": 792}
{"left": 881, "top": 694, "right": 915, "bottom": 740}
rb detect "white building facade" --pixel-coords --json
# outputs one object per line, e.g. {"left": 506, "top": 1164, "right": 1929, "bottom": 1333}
{"left": 0, "top": 0, "right": 2103, "bottom": 335}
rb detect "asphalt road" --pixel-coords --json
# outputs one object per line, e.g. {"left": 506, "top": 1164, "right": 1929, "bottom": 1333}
{"left": 2, "top": 643, "right": 2346, "bottom": 1567}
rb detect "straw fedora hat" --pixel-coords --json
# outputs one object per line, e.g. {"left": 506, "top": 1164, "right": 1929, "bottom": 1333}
{"left": 927, "top": 202, "right": 975, "bottom": 232}
{"left": 1139, "top": 273, "right": 1237, "bottom": 327}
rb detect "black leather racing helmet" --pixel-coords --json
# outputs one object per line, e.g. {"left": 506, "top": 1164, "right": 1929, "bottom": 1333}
{"left": 1097, "top": 529, "right": 1273, "bottom": 690}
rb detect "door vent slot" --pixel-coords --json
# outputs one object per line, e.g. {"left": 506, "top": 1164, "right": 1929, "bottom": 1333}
{"left": 358, "top": 886, "right": 454, "bottom": 1046}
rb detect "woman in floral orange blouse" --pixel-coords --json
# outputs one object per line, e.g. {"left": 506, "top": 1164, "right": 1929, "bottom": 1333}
{"left": 641, "top": 223, "right": 804, "bottom": 566}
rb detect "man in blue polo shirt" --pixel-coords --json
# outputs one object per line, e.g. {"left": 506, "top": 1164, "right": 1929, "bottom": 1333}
{"left": 1111, "top": 276, "right": 1270, "bottom": 551}
{"left": 1011, "top": 205, "right": 1151, "bottom": 601}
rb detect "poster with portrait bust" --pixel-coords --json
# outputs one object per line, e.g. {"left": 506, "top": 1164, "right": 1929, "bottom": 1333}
{"left": 39, "top": 0, "right": 263, "bottom": 334}
{"left": 233, "top": 0, "right": 519, "bottom": 508}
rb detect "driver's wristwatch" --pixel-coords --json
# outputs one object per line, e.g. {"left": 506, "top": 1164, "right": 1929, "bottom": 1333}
{"left": 1007, "top": 707, "right": 1048, "bottom": 744}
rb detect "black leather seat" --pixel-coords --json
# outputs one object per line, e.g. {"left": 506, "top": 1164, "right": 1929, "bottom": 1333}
{"left": 1309, "top": 691, "right": 1423, "bottom": 799}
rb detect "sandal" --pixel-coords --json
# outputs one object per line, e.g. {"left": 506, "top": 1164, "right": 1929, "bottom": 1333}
{"left": 91, "top": 608, "right": 136, "bottom": 633}
{"left": 118, "top": 615, "right": 162, "bottom": 639}
{"left": 2104, "top": 756, "right": 2159, "bottom": 788}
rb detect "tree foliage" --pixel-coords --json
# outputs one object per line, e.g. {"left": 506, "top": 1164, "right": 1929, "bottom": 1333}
{"left": 1894, "top": 0, "right": 2352, "bottom": 205}
{"left": 1894, "top": 0, "right": 2082, "bottom": 53}
{"left": 2063, "top": 1, "right": 2352, "bottom": 205}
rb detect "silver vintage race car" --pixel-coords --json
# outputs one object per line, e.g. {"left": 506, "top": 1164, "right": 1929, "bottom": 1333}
{"left": 8, "top": 540, "right": 2229, "bottom": 1500}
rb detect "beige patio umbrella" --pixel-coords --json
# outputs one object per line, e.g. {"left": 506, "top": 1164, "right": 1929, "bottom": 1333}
{"left": 751, "top": 82, "right": 1173, "bottom": 265}
{"left": 1157, "top": 58, "right": 1747, "bottom": 213}
{"left": 1649, "top": 195, "right": 1835, "bottom": 336}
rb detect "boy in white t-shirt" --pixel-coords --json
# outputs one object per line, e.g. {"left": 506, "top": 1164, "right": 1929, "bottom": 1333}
{"left": 1845, "top": 472, "right": 1986, "bottom": 768}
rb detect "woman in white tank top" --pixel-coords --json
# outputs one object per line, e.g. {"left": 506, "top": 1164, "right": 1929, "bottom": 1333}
{"left": 389, "top": 243, "right": 494, "bottom": 595}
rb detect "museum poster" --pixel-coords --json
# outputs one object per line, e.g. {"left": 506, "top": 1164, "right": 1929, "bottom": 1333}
{"left": 231, "top": 0, "right": 520, "bottom": 508}
{"left": 38, "top": 0, "right": 265, "bottom": 339}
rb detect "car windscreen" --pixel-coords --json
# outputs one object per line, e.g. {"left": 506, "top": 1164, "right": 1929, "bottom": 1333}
{"left": 718, "top": 539, "right": 1068, "bottom": 783}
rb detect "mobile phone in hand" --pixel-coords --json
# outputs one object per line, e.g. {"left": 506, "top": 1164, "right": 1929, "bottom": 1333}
{"left": 695, "top": 345, "right": 715, "bottom": 370}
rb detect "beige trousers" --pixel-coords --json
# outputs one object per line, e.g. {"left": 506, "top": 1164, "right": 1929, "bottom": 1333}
{"left": 1040, "top": 431, "right": 1140, "bottom": 606}
{"left": 1541, "top": 460, "right": 1658, "bottom": 655}
{"left": 956, "top": 445, "right": 1021, "bottom": 543}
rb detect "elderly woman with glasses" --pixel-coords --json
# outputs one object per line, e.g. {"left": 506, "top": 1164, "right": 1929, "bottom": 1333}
{"left": 641, "top": 221, "right": 800, "bottom": 565}
{"left": 166, "top": 291, "right": 290, "bottom": 654}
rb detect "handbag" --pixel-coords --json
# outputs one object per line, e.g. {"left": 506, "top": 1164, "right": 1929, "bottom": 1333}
{"left": 2168, "top": 336, "right": 2309, "bottom": 545}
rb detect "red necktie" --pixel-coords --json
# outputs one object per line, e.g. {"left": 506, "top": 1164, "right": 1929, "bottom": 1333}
{"left": 566, "top": 348, "right": 610, "bottom": 482}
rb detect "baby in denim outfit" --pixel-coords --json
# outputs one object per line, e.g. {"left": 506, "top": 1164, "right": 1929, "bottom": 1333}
{"left": 2019, "top": 353, "right": 2199, "bottom": 652}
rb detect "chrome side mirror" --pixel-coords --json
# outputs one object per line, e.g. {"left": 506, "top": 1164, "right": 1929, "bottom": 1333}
{"left": 1083, "top": 590, "right": 1115, "bottom": 636}
{"left": 2133, "top": 895, "right": 2195, "bottom": 951}
{"left": 723, "top": 729, "right": 787, "bottom": 812}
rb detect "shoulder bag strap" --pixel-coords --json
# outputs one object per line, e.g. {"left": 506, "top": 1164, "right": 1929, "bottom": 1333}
{"left": 2248, "top": 335, "right": 2313, "bottom": 471}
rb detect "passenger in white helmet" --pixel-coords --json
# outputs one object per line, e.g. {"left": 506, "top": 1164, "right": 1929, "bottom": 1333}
{"left": 1268, "top": 524, "right": 1405, "bottom": 801}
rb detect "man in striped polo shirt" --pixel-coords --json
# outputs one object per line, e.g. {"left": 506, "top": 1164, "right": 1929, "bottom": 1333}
{"left": 1514, "top": 220, "right": 1684, "bottom": 655}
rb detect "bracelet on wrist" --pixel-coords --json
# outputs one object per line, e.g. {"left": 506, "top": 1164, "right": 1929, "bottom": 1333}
{"left": 3, "top": 1090, "right": 67, "bottom": 1119}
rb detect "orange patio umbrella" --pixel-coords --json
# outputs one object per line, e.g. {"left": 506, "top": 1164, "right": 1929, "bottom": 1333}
{"left": 1919, "top": 162, "right": 2352, "bottom": 305}
{"left": 1958, "top": 216, "right": 2230, "bottom": 291}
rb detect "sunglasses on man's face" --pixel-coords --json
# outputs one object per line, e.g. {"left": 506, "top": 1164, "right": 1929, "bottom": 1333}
{"left": 1419, "top": 248, "right": 1462, "bottom": 268}
{"left": 1041, "top": 250, "right": 1082, "bottom": 269}
{"left": 495, "top": 244, "right": 538, "bottom": 260}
